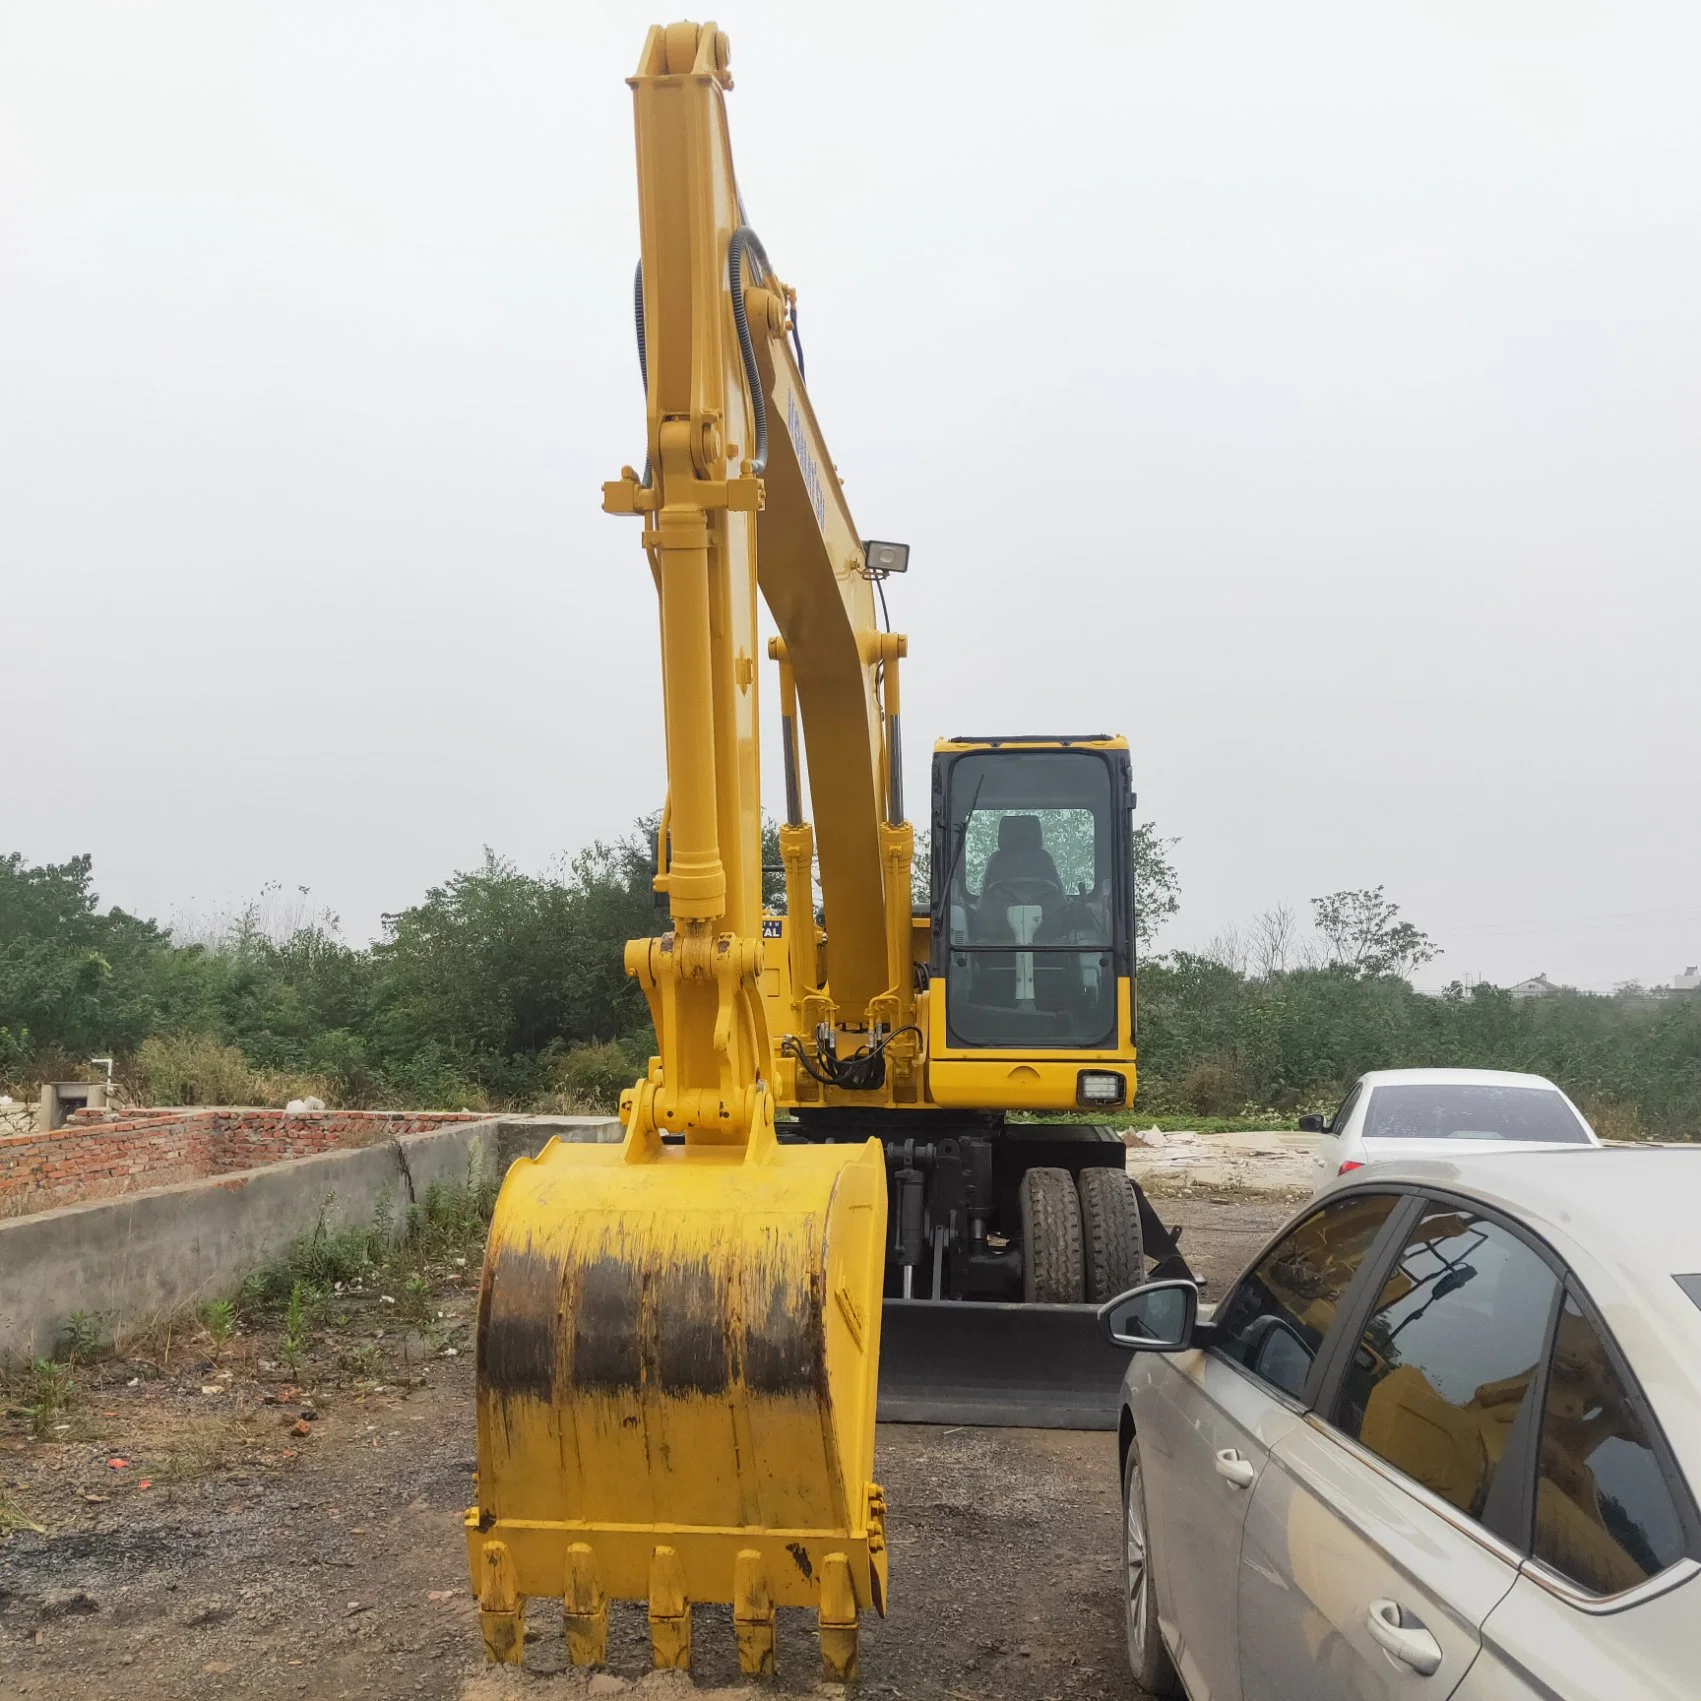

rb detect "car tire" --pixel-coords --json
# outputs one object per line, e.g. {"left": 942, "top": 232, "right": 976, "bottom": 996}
{"left": 1078, "top": 1166, "right": 1145, "bottom": 1302}
{"left": 1123, "top": 1435, "right": 1179, "bottom": 1696}
{"left": 1019, "top": 1167, "right": 1085, "bottom": 1303}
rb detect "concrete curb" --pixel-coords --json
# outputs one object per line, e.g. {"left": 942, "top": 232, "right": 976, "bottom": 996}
{"left": 0, "top": 1114, "right": 620, "bottom": 1362}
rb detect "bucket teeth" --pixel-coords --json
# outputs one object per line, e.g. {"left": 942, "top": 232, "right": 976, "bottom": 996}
{"left": 818, "top": 1551, "right": 859, "bottom": 1682}
{"left": 648, "top": 1545, "right": 693, "bottom": 1670}
{"left": 564, "top": 1542, "right": 608, "bottom": 1668}
{"left": 477, "top": 1539, "right": 525, "bottom": 1666}
{"left": 733, "top": 1550, "right": 777, "bottom": 1677}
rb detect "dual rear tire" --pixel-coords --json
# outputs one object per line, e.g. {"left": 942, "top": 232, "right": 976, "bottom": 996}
{"left": 1018, "top": 1165, "right": 1145, "bottom": 1304}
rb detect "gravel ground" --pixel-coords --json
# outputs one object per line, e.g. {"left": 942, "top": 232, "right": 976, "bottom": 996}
{"left": 0, "top": 1192, "right": 1286, "bottom": 1701}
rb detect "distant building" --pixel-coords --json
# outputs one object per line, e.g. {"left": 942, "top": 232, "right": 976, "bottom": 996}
{"left": 1673, "top": 965, "right": 1700, "bottom": 992}
{"left": 1509, "top": 973, "right": 1562, "bottom": 1000}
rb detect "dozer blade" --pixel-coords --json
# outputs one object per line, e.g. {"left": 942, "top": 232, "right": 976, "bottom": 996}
{"left": 469, "top": 1125, "right": 889, "bottom": 1678}
{"left": 877, "top": 1299, "right": 1134, "bottom": 1429}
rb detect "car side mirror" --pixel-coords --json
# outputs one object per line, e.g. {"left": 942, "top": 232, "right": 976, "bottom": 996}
{"left": 1097, "top": 1279, "right": 1198, "bottom": 1351}
{"left": 1297, "top": 1114, "right": 1326, "bottom": 1133}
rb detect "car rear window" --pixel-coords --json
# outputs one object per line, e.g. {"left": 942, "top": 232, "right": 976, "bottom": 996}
{"left": 1362, "top": 1083, "right": 1591, "bottom": 1144}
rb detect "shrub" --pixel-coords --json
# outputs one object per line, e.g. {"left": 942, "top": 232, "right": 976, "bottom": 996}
{"left": 553, "top": 1038, "right": 645, "bottom": 1113}
{"left": 1177, "top": 1057, "right": 1253, "bottom": 1116}
{"left": 137, "top": 1032, "right": 255, "bottom": 1107}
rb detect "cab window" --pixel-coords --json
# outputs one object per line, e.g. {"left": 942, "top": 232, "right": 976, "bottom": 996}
{"left": 1214, "top": 1193, "right": 1401, "bottom": 1399}
{"left": 942, "top": 750, "right": 1119, "bottom": 1050}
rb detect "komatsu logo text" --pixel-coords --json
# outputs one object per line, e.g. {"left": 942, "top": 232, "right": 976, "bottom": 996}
{"left": 786, "top": 390, "right": 828, "bottom": 529}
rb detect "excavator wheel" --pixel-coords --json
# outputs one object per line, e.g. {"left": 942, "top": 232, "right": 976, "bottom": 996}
{"left": 1078, "top": 1166, "right": 1145, "bottom": 1302}
{"left": 1019, "top": 1166, "right": 1086, "bottom": 1303}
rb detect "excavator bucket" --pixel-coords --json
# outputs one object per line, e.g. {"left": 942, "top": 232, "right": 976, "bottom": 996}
{"left": 468, "top": 1124, "right": 889, "bottom": 1679}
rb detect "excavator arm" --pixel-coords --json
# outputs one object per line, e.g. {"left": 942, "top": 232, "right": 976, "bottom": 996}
{"left": 470, "top": 22, "right": 899, "bottom": 1683}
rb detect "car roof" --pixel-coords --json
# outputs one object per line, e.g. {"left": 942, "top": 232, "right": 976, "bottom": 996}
{"left": 1354, "top": 1067, "right": 1565, "bottom": 1090}
{"left": 1319, "top": 1147, "right": 1701, "bottom": 1490}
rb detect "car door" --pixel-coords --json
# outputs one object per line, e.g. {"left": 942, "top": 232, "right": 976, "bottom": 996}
{"left": 1454, "top": 1287, "right": 1701, "bottom": 1700}
{"left": 1312, "top": 1080, "right": 1365, "bottom": 1186}
{"left": 1137, "top": 1190, "right": 1404, "bottom": 1701}
{"left": 1237, "top": 1196, "right": 1564, "bottom": 1701}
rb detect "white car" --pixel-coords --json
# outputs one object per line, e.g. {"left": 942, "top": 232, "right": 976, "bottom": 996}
{"left": 1302, "top": 1067, "right": 1599, "bottom": 1192}
{"left": 1102, "top": 1148, "right": 1701, "bottom": 1700}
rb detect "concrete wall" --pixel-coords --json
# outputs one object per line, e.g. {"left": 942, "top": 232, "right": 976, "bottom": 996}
{"left": 0, "top": 1114, "right": 620, "bottom": 1361}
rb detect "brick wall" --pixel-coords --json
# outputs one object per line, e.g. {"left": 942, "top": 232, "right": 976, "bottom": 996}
{"left": 0, "top": 1109, "right": 482, "bottom": 1216}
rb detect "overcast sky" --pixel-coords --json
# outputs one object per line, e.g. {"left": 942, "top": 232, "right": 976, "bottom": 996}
{"left": 5, "top": 2, "right": 1699, "bottom": 990}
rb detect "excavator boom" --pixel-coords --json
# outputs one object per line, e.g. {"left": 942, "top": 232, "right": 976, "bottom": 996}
{"left": 470, "top": 22, "right": 893, "bottom": 1683}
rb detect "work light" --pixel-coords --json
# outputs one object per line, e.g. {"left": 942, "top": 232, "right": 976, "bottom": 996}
{"left": 1077, "top": 1071, "right": 1128, "bottom": 1108}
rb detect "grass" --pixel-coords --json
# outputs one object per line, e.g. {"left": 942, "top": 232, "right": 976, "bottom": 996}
{"left": 0, "top": 1489, "right": 45, "bottom": 1537}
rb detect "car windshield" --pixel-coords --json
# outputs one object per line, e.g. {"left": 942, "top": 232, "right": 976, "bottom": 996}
{"left": 1362, "top": 1083, "right": 1591, "bottom": 1144}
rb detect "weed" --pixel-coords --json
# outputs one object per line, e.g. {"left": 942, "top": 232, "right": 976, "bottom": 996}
{"left": 241, "top": 1204, "right": 376, "bottom": 1316}
{"left": 59, "top": 1310, "right": 107, "bottom": 1366}
{"left": 201, "top": 1300, "right": 236, "bottom": 1348}
{"left": 22, "top": 1359, "right": 76, "bottom": 1439}
{"left": 400, "top": 1273, "right": 433, "bottom": 1327}
{"left": 281, "top": 1281, "right": 313, "bottom": 1373}
{"left": 342, "top": 1342, "right": 385, "bottom": 1381}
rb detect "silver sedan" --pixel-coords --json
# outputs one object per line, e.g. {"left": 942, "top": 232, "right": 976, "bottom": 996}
{"left": 1101, "top": 1148, "right": 1701, "bottom": 1699}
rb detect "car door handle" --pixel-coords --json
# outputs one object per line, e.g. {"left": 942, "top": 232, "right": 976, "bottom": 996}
{"left": 1366, "top": 1599, "right": 1442, "bottom": 1676}
{"left": 1213, "top": 1449, "right": 1257, "bottom": 1488}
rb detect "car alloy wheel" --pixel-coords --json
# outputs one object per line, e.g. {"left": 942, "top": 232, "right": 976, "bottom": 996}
{"left": 1123, "top": 1437, "right": 1178, "bottom": 1694}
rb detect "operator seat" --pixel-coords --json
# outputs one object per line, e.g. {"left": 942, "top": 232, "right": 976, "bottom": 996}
{"left": 981, "top": 815, "right": 1063, "bottom": 893}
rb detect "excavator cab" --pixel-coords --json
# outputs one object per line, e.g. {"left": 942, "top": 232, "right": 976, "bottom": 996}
{"left": 931, "top": 738, "right": 1133, "bottom": 1072}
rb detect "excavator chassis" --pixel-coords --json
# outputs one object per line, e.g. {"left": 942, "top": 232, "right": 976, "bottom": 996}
{"left": 792, "top": 1118, "right": 1194, "bottom": 1429}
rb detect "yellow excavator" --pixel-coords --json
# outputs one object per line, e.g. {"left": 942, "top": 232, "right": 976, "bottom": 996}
{"left": 468, "top": 19, "right": 1189, "bottom": 1681}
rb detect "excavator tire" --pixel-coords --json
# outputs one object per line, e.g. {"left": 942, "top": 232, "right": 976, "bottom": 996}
{"left": 1078, "top": 1166, "right": 1145, "bottom": 1303}
{"left": 1020, "top": 1166, "right": 1086, "bottom": 1303}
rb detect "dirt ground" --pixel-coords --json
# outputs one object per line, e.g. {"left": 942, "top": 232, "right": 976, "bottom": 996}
{"left": 0, "top": 1194, "right": 1291, "bottom": 1701}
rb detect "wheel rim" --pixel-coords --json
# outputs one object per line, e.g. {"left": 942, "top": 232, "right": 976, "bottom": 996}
{"left": 1125, "top": 1453, "right": 1150, "bottom": 1653}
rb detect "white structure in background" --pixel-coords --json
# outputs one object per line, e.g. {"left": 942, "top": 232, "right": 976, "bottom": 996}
{"left": 1508, "top": 973, "right": 1563, "bottom": 999}
{"left": 1672, "top": 965, "right": 1700, "bottom": 992}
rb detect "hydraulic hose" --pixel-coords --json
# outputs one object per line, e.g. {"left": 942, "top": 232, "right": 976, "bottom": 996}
{"left": 632, "top": 260, "right": 652, "bottom": 490}
{"left": 636, "top": 234, "right": 776, "bottom": 477}
{"left": 728, "top": 225, "right": 772, "bottom": 474}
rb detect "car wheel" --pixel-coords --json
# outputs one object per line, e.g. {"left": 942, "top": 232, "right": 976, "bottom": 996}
{"left": 1123, "top": 1435, "right": 1179, "bottom": 1695}
{"left": 1019, "top": 1167, "right": 1085, "bottom": 1303}
{"left": 1078, "top": 1166, "right": 1145, "bottom": 1302}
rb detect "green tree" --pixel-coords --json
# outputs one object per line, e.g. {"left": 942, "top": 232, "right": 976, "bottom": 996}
{"left": 1133, "top": 823, "right": 1180, "bottom": 948}
{"left": 1310, "top": 886, "right": 1439, "bottom": 977}
{"left": 0, "top": 852, "right": 190, "bottom": 1064}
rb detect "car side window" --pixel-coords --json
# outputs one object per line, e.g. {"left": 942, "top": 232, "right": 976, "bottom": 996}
{"left": 1214, "top": 1193, "right": 1401, "bottom": 1399}
{"left": 1327, "top": 1082, "right": 1363, "bottom": 1134}
{"left": 1532, "top": 1293, "right": 1688, "bottom": 1595}
{"left": 1332, "top": 1203, "right": 1558, "bottom": 1525}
